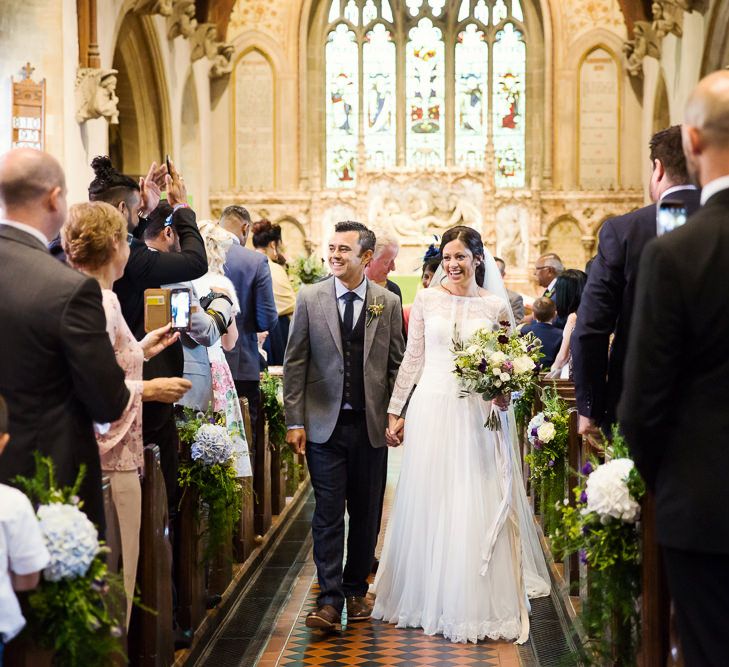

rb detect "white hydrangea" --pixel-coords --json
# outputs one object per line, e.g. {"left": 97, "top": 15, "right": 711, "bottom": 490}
{"left": 585, "top": 458, "right": 640, "bottom": 523}
{"left": 537, "top": 422, "right": 556, "bottom": 443}
{"left": 37, "top": 503, "right": 99, "bottom": 582}
{"left": 512, "top": 355, "right": 536, "bottom": 375}
{"left": 489, "top": 351, "right": 507, "bottom": 366}
{"left": 191, "top": 423, "right": 234, "bottom": 466}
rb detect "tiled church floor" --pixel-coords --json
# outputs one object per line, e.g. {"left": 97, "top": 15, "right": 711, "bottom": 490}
{"left": 254, "top": 449, "right": 520, "bottom": 667}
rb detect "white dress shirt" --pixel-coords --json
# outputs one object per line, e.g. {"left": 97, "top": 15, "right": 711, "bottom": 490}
{"left": 700, "top": 175, "right": 729, "bottom": 206}
{"left": 660, "top": 184, "right": 698, "bottom": 201}
{"left": 334, "top": 276, "right": 368, "bottom": 324}
{"left": 0, "top": 219, "right": 49, "bottom": 246}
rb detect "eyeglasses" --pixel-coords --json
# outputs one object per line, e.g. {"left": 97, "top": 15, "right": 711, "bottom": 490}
{"left": 127, "top": 233, "right": 134, "bottom": 246}
{"left": 534, "top": 266, "right": 550, "bottom": 271}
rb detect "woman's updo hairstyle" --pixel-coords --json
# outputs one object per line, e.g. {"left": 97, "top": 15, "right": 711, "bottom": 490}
{"left": 251, "top": 219, "right": 282, "bottom": 249}
{"left": 439, "top": 225, "right": 485, "bottom": 287}
{"left": 62, "top": 201, "right": 127, "bottom": 271}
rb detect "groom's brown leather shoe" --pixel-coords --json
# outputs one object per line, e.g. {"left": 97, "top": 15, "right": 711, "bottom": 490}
{"left": 305, "top": 604, "right": 342, "bottom": 632}
{"left": 346, "top": 595, "right": 373, "bottom": 621}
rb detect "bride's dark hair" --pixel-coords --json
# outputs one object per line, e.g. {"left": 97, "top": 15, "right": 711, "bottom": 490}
{"left": 439, "top": 225, "right": 485, "bottom": 287}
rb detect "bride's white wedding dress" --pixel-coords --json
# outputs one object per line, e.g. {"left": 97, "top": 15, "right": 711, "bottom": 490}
{"left": 372, "top": 288, "right": 550, "bottom": 644}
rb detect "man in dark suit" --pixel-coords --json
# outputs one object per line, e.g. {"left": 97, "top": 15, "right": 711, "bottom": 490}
{"left": 619, "top": 72, "right": 729, "bottom": 666}
{"left": 220, "top": 205, "right": 278, "bottom": 446}
{"left": 532, "top": 253, "right": 565, "bottom": 329}
{"left": 284, "top": 221, "right": 404, "bottom": 631}
{"left": 89, "top": 157, "right": 208, "bottom": 512}
{"left": 520, "top": 297, "right": 562, "bottom": 369}
{"left": 0, "top": 148, "right": 130, "bottom": 530}
{"left": 572, "top": 125, "right": 700, "bottom": 442}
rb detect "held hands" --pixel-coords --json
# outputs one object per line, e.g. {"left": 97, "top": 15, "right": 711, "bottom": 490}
{"left": 142, "top": 377, "right": 192, "bottom": 403}
{"left": 386, "top": 413, "right": 405, "bottom": 447}
{"left": 164, "top": 158, "right": 188, "bottom": 207}
{"left": 492, "top": 392, "right": 511, "bottom": 411}
{"left": 139, "top": 323, "right": 180, "bottom": 360}
{"left": 286, "top": 428, "right": 306, "bottom": 455}
{"left": 578, "top": 415, "right": 604, "bottom": 450}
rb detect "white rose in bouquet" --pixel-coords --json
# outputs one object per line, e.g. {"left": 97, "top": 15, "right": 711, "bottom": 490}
{"left": 38, "top": 503, "right": 99, "bottom": 582}
{"left": 489, "top": 351, "right": 507, "bottom": 366}
{"left": 537, "top": 421, "right": 556, "bottom": 443}
{"left": 585, "top": 458, "right": 640, "bottom": 523}
{"left": 512, "top": 355, "right": 536, "bottom": 375}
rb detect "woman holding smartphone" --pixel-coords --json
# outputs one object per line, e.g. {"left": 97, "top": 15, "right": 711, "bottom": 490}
{"left": 62, "top": 201, "right": 191, "bottom": 626}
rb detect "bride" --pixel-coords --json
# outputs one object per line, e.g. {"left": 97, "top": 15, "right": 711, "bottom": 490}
{"left": 372, "top": 225, "right": 550, "bottom": 644}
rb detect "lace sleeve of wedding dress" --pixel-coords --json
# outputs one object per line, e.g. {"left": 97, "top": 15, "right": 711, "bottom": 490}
{"left": 388, "top": 290, "right": 426, "bottom": 416}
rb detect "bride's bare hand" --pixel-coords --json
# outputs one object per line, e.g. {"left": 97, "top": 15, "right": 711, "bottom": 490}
{"left": 386, "top": 414, "right": 405, "bottom": 447}
{"left": 493, "top": 393, "right": 511, "bottom": 411}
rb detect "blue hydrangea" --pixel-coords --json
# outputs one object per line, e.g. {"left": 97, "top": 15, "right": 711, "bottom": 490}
{"left": 37, "top": 503, "right": 99, "bottom": 582}
{"left": 191, "top": 423, "right": 234, "bottom": 465}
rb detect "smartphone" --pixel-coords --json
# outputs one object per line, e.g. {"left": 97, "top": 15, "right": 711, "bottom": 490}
{"left": 657, "top": 199, "right": 688, "bottom": 236}
{"left": 170, "top": 287, "right": 192, "bottom": 332}
{"left": 165, "top": 154, "right": 172, "bottom": 177}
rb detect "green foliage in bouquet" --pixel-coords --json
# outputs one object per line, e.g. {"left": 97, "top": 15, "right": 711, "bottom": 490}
{"left": 177, "top": 407, "right": 242, "bottom": 560}
{"left": 14, "top": 455, "right": 125, "bottom": 667}
{"left": 550, "top": 426, "right": 646, "bottom": 666}
{"left": 260, "top": 370, "right": 301, "bottom": 495}
{"left": 513, "top": 381, "right": 537, "bottom": 432}
{"left": 289, "top": 255, "right": 326, "bottom": 290}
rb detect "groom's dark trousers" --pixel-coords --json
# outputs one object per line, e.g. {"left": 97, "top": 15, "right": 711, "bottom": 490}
{"left": 307, "top": 410, "right": 386, "bottom": 613}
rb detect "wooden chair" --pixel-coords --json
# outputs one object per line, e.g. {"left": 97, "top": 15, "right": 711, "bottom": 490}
{"left": 128, "top": 445, "right": 174, "bottom": 667}
{"left": 233, "top": 397, "right": 256, "bottom": 562}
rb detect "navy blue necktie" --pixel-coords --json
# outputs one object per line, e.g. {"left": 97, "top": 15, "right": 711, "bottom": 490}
{"left": 342, "top": 291, "right": 358, "bottom": 334}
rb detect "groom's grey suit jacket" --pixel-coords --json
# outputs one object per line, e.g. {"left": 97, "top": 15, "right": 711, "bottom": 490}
{"left": 283, "top": 278, "right": 405, "bottom": 446}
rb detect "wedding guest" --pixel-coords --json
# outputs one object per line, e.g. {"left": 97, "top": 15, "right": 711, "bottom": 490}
{"left": 520, "top": 297, "right": 563, "bottom": 369}
{"left": 494, "top": 256, "right": 525, "bottom": 323}
{"left": 366, "top": 228, "right": 401, "bottom": 300}
{"left": 620, "top": 71, "right": 729, "bottom": 667}
{"left": 252, "top": 219, "right": 296, "bottom": 366}
{"left": 0, "top": 148, "right": 130, "bottom": 531}
{"left": 572, "top": 125, "right": 700, "bottom": 440}
{"left": 533, "top": 253, "right": 563, "bottom": 299}
{"left": 545, "top": 269, "right": 586, "bottom": 379}
{"left": 0, "top": 395, "right": 50, "bottom": 658}
{"left": 62, "top": 201, "right": 192, "bottom": 624}
{"left": 90, "top": 156, "right": 207, "bottom": 514}
{"left": 219, "top": 205, "right": 278, "bottom": 448}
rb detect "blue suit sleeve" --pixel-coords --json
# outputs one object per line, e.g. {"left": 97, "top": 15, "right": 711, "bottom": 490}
{"left": 255, "top": 259, "right": 279, "bottom": 333}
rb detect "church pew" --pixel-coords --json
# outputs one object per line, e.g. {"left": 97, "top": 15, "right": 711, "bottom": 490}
{"left": 175, "top": 441, "right": 206, "bottom": 633}
{"left": 270, "top": 438, "right": 287, "bottom": 515}
{"left": 253, "top": 389, "right": 272, "bottom": 537}
{"left": 128, "top": 445, "right": 174, "bottom": 667}
{"left": 233, "top": 398, "right": 256, "bottom": 562}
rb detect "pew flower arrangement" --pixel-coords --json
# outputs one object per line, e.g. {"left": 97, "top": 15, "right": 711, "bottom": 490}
{"left": 178, "top": 408, "right": 241, "bottom": 559}
{"left": 451, "top": 322, "right": 543, "bottom": 429}
{"left": 14, "top": 455, "right": 124, "bottom": 666}
{"left": 550, "top": 427, "right": 645, "bottom": 666}
{"left": 288, "top": 254, "right": 326, "bottom": 291}
{"left": 525, "top": 388, "right": 569, "bottom": 481}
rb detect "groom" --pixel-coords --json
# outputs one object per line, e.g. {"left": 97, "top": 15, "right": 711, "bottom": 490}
{"left": 284, "top": 221, "right": 405, "bottom": 631}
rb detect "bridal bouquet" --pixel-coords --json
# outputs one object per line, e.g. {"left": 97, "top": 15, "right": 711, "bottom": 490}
{"left": 451, "top": 322, "right": 543, "bottom": 429}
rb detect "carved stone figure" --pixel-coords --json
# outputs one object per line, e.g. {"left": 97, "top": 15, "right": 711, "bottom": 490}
{"left": 210, "top": 43, "right": 235, "bottom": 79}
{"left": 623, "top": 21, "right": 660, "bottom": 77}
{"left": 191, "top": 23, "right": 219, "bottom": 61}
{"left": 167, "top": 0, "right": 198, "bottom": 39}
{"left": 496, "top": 205, "right": 529, "bottom": 270}
{"left": 133, "top": 0, "right": 173, "bottom": 16}
{"left": 652, "top": 1, "right": 683, "bottom": 38}
{"left": 75, "top": 68, "right": 119, "bottom": 125}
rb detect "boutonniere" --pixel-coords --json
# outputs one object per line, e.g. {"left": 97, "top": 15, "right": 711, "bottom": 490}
{"left": 366, "top": 298, "right": 385, "bottom": 327}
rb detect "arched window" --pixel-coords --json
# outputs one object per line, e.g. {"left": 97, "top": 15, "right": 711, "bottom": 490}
{"left": 324, "top": 0, "right": 527, "bottom": 188}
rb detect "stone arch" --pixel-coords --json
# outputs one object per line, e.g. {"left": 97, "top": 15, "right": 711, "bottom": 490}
{"left": 109, "top": 11, "right": 172, "bottom": 177}
{"left": 275, "top": 215, "right": 309, "bottom": 259}
{"left": 544, "top": 215, "right": 585, "bottom": 270}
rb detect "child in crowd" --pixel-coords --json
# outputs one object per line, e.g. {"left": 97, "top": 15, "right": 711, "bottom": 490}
{"left": 520, "top": 297, "right": 563, "bottom": 370}
{"left": 0, "top": 395, "right": 50, "bottom": 663}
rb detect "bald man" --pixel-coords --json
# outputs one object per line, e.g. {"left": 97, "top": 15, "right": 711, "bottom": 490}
{"left": 0, "top": 149, "right": 129, "bottom": 532}
{"left": 620, "top": 72, "right": 729, "bottom": 666}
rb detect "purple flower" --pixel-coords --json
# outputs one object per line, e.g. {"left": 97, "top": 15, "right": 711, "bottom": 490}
{"left": 581, "top": 461, "right": 593, "bottom": 475}
{"left": 503, "top": 361, "right": 514, "bottom": 372}
{"left": 547, "top": 459, "right": 555, "bottom": 467}
{"left": 498, "top": 334, "right": 509, "bottom": 345}
{"left": 499, "top": 320, "right": 511, "bottom": 328}
{"left": 533, "top": 440, "right": 542, "bottom": 450}
{"left": 580, "top": 490, "right": 588, "bottom": 504}
{"left": 478, "top": 358, "right": 487, "bottom": 373}
{"left": 579, "top": 549, "right": 587, "bottom": 564}
{"left": 531, "top": 427, "right": 538, "bottom": 437}
{"left": 582, "top": 526, "right": 590, "bottom": 536}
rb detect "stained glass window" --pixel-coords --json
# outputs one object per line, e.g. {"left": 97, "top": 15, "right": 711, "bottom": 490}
{"left": 406, "top": 18, "right": 445, "bottom": 167}
{"left": 322, "top": 0, "right": 528, "bottom": 187}
{"left": 364, "top": 24, "right": 396, "bottom": 168}
{"left": 326, "top": 24, "right": 359, "bottom": 188}
{"left": 493, "top": 23, "right": 525, "bottom": 187}
{"left": 455, "top": 24, "right": 487, "bottom": 168}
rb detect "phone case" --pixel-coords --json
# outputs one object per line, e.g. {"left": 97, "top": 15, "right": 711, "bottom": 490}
{"left": 144, "top": 288, "right": 171, "bottom": 332}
